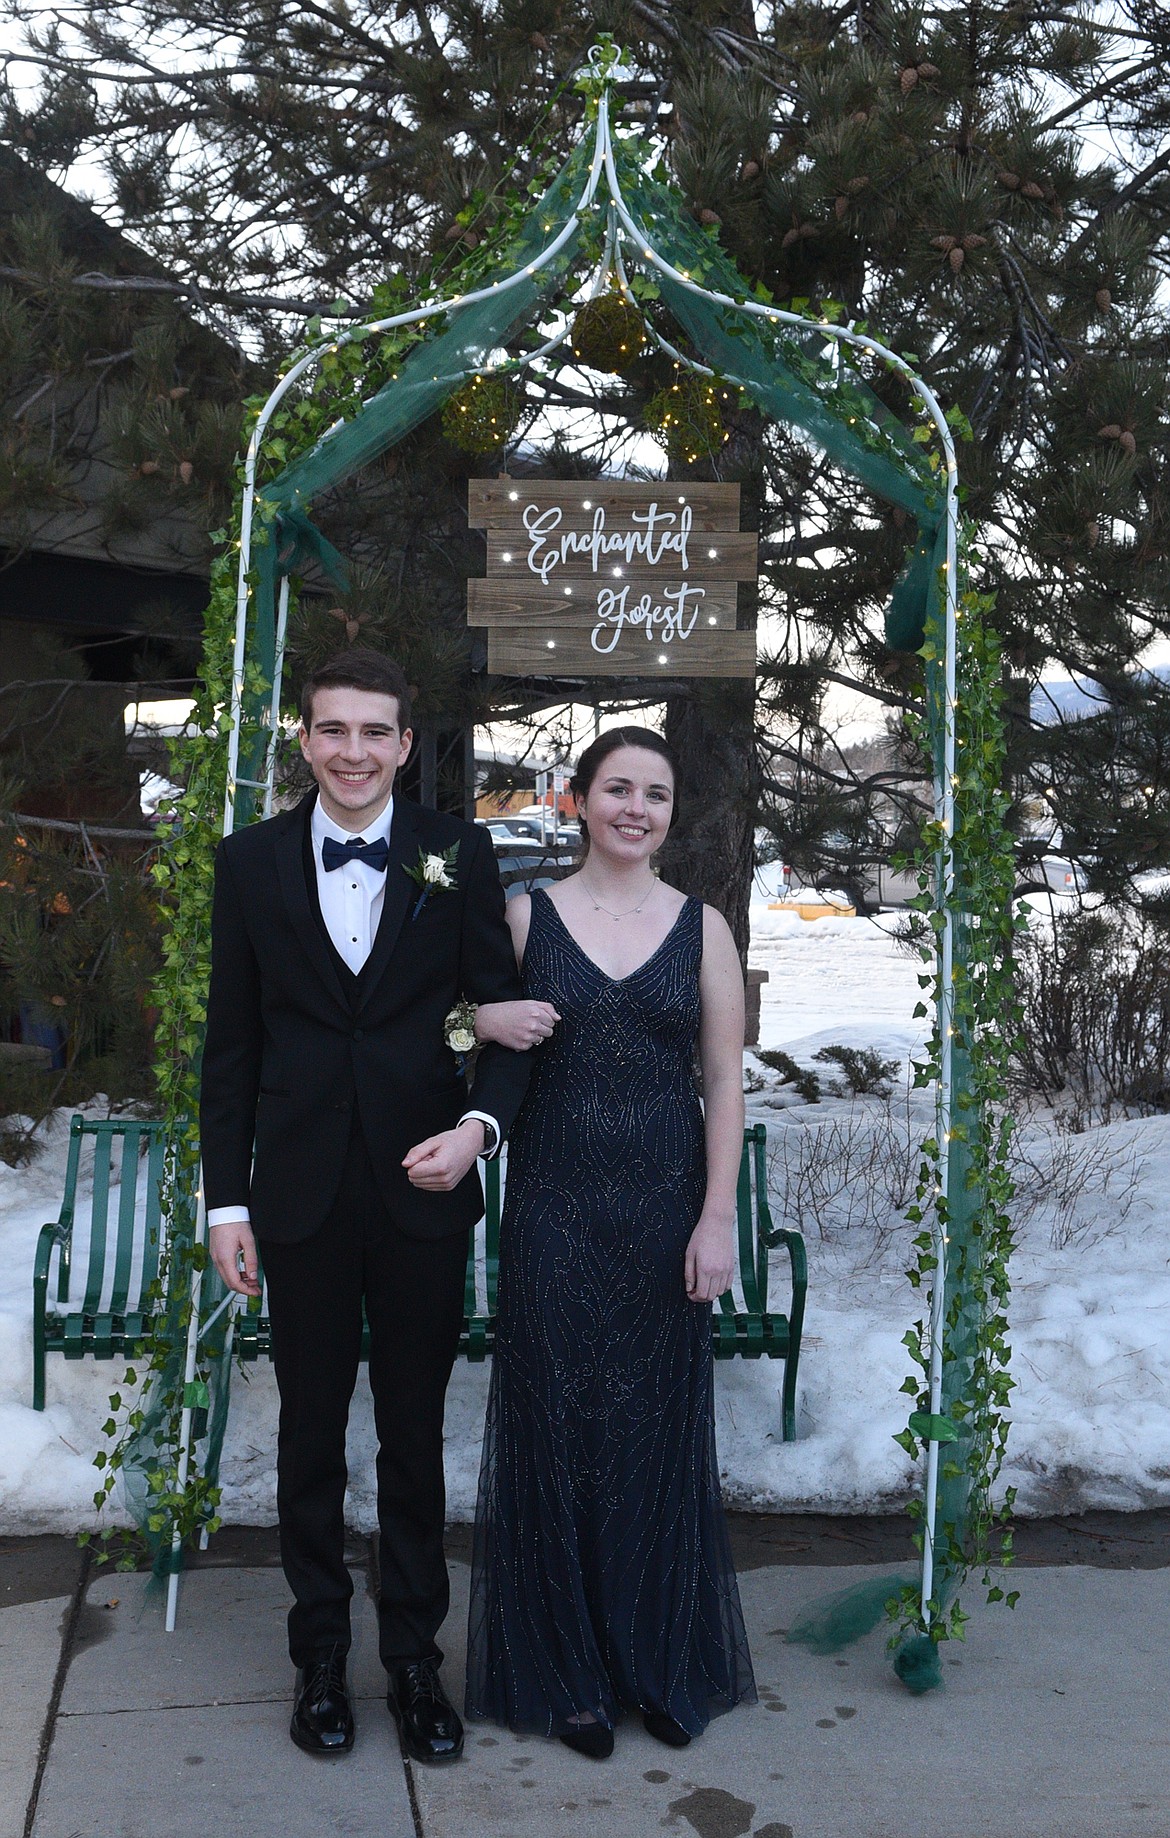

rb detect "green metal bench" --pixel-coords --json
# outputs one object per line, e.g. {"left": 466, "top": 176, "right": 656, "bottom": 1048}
{"left": 32, "top": 1115, "right": 167, "bottom": 1412}
{"left": 33, "top": 1118, "right": 806, "bottom": 1439}
{"left": 718, "top": 1121, "right": 807, "bottom": 1442}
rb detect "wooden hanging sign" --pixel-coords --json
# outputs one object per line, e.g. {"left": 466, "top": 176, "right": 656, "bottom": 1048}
{"left": 466, "top": 479, "right": 757, "bottom": 679}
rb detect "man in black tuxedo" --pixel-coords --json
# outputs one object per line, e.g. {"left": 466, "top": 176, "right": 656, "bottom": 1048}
{"left": 201, "top": 648, "right": 535, "bottom": 1762}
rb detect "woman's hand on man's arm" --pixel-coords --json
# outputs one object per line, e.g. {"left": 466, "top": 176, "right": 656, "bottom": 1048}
{"left": 475, "top": 1000, "right": 561, "bottom": 1051}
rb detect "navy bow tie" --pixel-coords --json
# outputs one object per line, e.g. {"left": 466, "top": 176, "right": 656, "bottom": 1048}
{"left": 321, "top": 834, "right": 390, "bottom": 873}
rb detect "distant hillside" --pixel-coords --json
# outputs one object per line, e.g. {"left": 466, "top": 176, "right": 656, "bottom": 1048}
{"left": 1031, "top": 667, "right": 1170, "bottom": 724}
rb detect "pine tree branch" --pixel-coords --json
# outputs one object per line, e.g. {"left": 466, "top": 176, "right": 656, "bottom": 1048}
{"left": 5, "top": 811, "right": 160, "bottom": 841}
{"left": 0, "top": 262, "right": 361, "bottom": 320}
{"left": 1036, "top": 55, "right": 1162, "bottom": 132}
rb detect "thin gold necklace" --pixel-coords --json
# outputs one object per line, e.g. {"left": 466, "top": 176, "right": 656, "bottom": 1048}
{"left": 579, "top": 873, "right": 658, "bottom": 920}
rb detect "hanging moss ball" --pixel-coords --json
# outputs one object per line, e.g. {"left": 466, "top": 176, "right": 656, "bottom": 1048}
{"left": 644, "top": 372, "right": 731, "bottom": 466}
{"left": 441, "top": 374, "right": 523, "bottom": 455}
{"left": 570, "top": 291, "right": 646, "bottom": 373}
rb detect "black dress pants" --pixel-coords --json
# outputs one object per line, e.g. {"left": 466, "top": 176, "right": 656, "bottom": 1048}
{"left": 260, "top": 1123, "right": 470, "bottom": 1669}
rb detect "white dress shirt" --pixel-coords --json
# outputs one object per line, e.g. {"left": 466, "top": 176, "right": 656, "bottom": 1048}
{"left": 312, "top": 793, "right": 395, "bottom": 974}
{"left": 207, "top": 793, "right": 499, "bottom": 1230}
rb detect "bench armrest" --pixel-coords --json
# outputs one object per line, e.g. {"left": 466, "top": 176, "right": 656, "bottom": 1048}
{"left": 32, "top": 1220, "right": 68, "bottom": 1411}
{"left": 33, "top": 1221, "right": 57, "bottom": 1293}
{"left": 767, "top": 1224, "right": 807, "bottom": 1297}
{"left": 34, "top": 1216, "right": 71, "bottom": 1303}
{"left": 764, "top": 1224, "right": 807, "bottom": 1442}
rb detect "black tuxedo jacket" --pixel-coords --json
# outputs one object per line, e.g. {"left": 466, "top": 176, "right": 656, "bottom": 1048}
{"left": 199, "top": 791, "right": 531, "bottom": 1243}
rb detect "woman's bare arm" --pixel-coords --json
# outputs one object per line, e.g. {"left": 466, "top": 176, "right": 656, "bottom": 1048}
{"left": 686, "top": 905, "right": 746, "bottom": 1302}
{"left": 473, "top": 895, "right": 561, "bottom": 1050}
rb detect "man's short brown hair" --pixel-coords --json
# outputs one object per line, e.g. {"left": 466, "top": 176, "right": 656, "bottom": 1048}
{"left": 299, "top": 648, "right": 413, "bottom": 732}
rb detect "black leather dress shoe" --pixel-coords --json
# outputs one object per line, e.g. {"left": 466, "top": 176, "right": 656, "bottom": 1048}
{"left": 290, "top": 1650, "right": 355, "bottom": 1755}
{"left": 387, "top": 1658, "right": 464, "bottom": 1763}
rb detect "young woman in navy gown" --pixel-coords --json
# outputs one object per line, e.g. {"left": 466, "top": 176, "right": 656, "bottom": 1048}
{"left": 465, "top": 728, "right": 756, "bottom": 1757}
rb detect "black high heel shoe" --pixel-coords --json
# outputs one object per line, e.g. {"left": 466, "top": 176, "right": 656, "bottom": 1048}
{"left": 559, "top": 1722, "right": 614, "bottom": 1760}
{"left": 642, "top": 1709, "right": 691, "bottom": 1748}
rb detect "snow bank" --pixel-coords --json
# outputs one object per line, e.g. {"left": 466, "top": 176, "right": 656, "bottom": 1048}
{"left": 3, "top": 915, "right": 1169, "bottom": 1533}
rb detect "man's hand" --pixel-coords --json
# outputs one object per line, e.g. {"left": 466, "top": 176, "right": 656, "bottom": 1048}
{"left": 208, "top": 1219, "right": 262, "bottom": 1297}
{"left": 403, "top": 1118, "right": 485, "bottom": 1191}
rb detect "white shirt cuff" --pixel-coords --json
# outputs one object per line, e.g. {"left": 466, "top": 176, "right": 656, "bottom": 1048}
{"left": 207, "top": 1205, "right": 252, "bottom": 1228}
{"left": 458, "top": 1111, "right": 501, "bottom": 1158}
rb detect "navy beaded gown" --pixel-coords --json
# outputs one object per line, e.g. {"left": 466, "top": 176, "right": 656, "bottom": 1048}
{"left": 466, "top": 888, "right": 756, "bottom": 1737}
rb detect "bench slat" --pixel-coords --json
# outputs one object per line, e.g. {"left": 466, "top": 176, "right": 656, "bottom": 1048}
{"left": 141, "top": 1130, "right": 166, "bottom": 1297}
{"left": 108, "top": 1128, "right": 143, "bottom": 1317}
{"left": 83, "top": 1130, "right": 112, "bottom": 1312}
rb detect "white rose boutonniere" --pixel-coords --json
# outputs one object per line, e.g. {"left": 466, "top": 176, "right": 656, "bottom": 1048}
{"left": 405, "top": 842, "right": 459, "bottom": 918}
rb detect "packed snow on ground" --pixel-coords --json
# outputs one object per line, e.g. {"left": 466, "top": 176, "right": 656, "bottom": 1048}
{"left": 2, "top": 895, "right": 1169, "bottom": 1535}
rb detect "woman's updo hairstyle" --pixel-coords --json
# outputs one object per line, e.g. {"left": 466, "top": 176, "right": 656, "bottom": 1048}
{"left": 570, "top": 727, "right": 680, "bottom": 851}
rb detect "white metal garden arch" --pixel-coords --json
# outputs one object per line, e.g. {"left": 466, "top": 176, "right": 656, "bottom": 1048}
{"left": 172, "top": 42, "right": 961, "bottom": 1639}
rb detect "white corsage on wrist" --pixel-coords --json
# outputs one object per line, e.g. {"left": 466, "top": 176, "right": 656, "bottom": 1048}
{"left": 444, "top": 1000, "right": 479, "bottom": 1073}
{"left": 445, "top": 1001, "right": 478, "bottom": 1054}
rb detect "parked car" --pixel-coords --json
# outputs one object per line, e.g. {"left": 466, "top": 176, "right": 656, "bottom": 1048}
{"left": 483, "top": 816, "right": 580, "bottom": 848}
{"left": 1039, "top": 856, "right": 1087, "bottom": 894}
{"left": 483, "top": 816, "right": 544, "bottom": 842}
{"left": 490, "top": 837, "right": 577, "bottom": 900}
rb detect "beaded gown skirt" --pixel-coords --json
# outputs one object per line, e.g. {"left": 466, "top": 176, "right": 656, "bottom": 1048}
{"left": 465, "top": 889, "right": 756, "bottom": 1737}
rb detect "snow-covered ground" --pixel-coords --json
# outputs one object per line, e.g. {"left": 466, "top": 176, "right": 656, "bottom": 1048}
{"left": 3, "top": 893, "right": 1169, "bottom": 1534}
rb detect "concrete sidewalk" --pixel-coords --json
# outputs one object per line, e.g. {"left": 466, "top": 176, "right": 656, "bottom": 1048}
{"left": 6, "top": 1517, "right": 1170, "bottom": 1838}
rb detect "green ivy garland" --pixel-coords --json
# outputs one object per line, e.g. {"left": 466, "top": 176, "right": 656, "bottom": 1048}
{"left": 890, "top": 562, "right": 1021, "bottom": 1648}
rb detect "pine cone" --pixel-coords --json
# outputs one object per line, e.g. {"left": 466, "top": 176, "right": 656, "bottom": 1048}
{"left": 781, "top": 227, "right": 800, "bottom": 248}
{"left": 917, "top": 62, "right": 941, "bottom": 78}
{"left": 699, "top": 208, "right": 721, "bottom": 226}
{"left": 835, "top": 195, "right": 849, "bottom": 218}
{"left": 139, "top": 460, "right": 160, "bottom": 476}
{"left": 1097, "top": 424, "right": 1123, "bottom": 440}
{"left": 1022, "top": 180, "right": 1045, "bottom": 199}
{"left": 740, "top": 160, "right": 760, "bottom": 181}
{"left": 169, "top": 386, "right": 189, "bottom": 401}
{"left": 851, "top": 110, "right": 869, "bottom": 125}
{"left": 962, "top": 233, "right": 988, "bottom": 249}
{"left": 932, "top": 234, "right": 957, "bottom": 251}
{"left": 178, "top": 460, "right": 194, "bottom": 484}
{"left": 900, "top": 66, "right": 919, "bottom": 92}
{"left": 1119, "top": 430, "right": 1137, "bottom": 455}
{"left": 444, "top": 224, "right": 463, "bottom": 242}
{"left": 1085, "top": 519, "right": 1100, "bottom": 547}
{"left": 948, "top": 246, "right": 965, "bottom": 271}
{"left": 1095, "top": 287, "right": 1112, "bottom": 311}
{"left": 997, "top": 171, "right": 1021, "bottom": 190}
{"left": 530, "top": 31, "right": 550, "bottom": 51}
